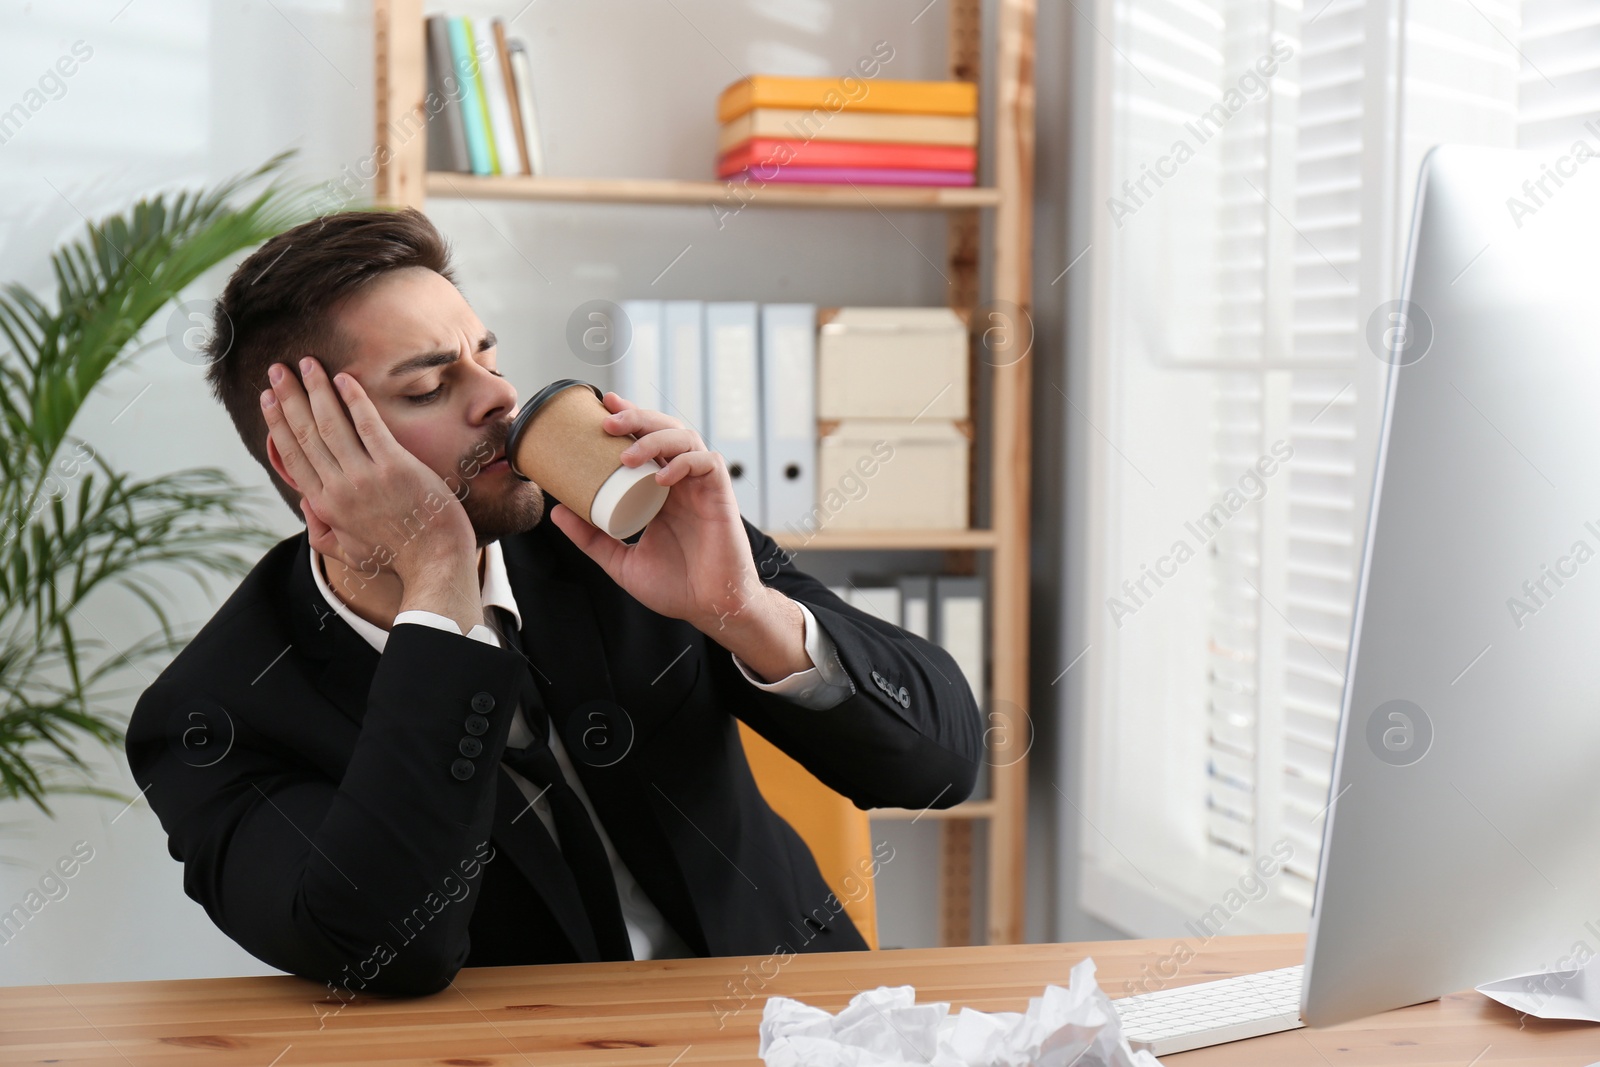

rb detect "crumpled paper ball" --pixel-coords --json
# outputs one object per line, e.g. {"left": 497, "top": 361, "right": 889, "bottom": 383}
{"left": 758, "top": 957, "right": 1164, "bottom": 1067}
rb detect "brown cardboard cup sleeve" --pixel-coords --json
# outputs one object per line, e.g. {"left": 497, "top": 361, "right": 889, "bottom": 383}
{"left": 506, "top": 379, "right": 670, "bottom": 540}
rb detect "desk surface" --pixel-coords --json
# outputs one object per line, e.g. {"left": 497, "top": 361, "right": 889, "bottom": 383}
{"left": 3, "top": 933, "right": 1595, "bottom": 1065}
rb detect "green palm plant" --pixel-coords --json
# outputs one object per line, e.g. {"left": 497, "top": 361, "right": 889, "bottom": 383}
{"left": 0, "top": 150, "right": 322, "bottom": 816}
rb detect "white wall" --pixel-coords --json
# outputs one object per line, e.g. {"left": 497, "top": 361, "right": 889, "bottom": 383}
{"left": 0, "top": 0, "right": 1067, "bottom": 985}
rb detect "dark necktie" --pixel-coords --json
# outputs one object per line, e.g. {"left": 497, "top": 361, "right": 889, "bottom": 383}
{"left": 490, "top": 606, "right": 635, "bottom": 961}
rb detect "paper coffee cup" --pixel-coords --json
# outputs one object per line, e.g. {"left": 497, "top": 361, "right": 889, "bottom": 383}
{"left": 506, "top": 379, "right": 670, "bottom": 540}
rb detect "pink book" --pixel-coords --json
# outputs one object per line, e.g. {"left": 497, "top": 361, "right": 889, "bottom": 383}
{"left": 725, "top": 165, "right": 975, "bottom": 187}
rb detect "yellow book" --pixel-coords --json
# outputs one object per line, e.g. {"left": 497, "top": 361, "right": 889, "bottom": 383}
{"left": 717, "top": 109, "right": 978, "bottom": 154}
{"left": 718, "top": 76, "right": 977, "bottom": 123}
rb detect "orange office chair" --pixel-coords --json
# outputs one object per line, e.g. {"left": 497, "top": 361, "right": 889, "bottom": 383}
{"left": 736, "top": 720, "right": 880, "bottom": 949}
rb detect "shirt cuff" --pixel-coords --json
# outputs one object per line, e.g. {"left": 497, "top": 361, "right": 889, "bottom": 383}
{"left": 394, "top": 609, "right": 499, "bottom": 647}
{"left": 731, "top": 600, "right": 854, "bottom": 710}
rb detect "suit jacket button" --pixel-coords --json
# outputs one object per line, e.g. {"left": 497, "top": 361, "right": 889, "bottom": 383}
{"left": 459, "top": 736, "right": 483, "bottom": 758}
{"left": 471, "top": 691, "right": 496, "bottom": 713}
{"left": 464, "top": 713, "right": 489, "bottom": 736}
{"left": 450, "top": 758, "right": 476, "bottom": 781}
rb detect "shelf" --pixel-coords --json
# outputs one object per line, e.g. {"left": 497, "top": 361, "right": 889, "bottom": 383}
{"left": 424, "top": 173, "right": 1003, "bottom": 210}
{"left": 870, "top": 800, "right": 997, "bottom": 821}
{"left": 770, "top": 528, "right": 996, "bottom": 552}
{"left": 375, "top": 0, "right": 1036, "bottom": 948}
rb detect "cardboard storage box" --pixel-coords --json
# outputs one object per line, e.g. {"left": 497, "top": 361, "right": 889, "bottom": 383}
{"left": 811, "top": 419, "right": 970, "bottom": 530}
{"left": 817, "top": 307, "right": 969, "bottom": 421}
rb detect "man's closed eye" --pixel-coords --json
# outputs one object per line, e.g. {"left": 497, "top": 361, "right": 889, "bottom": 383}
{"left": 407, "top": 368, "right": 504, "bottom": 404}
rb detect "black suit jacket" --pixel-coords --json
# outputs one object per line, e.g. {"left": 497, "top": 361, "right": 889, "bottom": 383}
{"left": 125, "top": 493, "right": 983, "bottom": 996}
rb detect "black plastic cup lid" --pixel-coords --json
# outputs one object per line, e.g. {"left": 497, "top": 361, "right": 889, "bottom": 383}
{"left": 505, "top": 378, "right": 604, "bottom": 481}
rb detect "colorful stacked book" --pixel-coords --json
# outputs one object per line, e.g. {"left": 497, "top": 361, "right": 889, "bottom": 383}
{"left": 715, "top": 76, "right": 978, "bottom": 187}
{"left": 424, "top": 14, "right": 545, "bottom": 176}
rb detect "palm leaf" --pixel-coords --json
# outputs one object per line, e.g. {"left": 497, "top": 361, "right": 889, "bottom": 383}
{"left": 0, "top": 150, "right": 330, "bottom": 819}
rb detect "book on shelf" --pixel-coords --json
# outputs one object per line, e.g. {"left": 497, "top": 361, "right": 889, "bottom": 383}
{"left": 464, "top": 18, "right": 500, "bottom": 173}
{"left": 717, "top": 76, "right": 979, "bottom": 189}
{"left": 506, "top": 39, "right": 545, "bottom": 175}
{"left": 425, "top": 14, "right": 544, "bottom": 176}
{"left": 439, "top": 17, "right": 489, "bottom": 174}
{"left": 716, "top": 138, "right": 977, "bottom": 178}
{"left": 717, "top": 75, "right": 977, "bottom": 122}
{"left": 730, "top": 165, "right": 973, "bottom": 188}
{"left": 424, "top": 18, "right": 469, "bottom": 172}
{"left": 469, "top": 17, "right": 519, "bottom": 174}
{"left": 466, "top": 16, "right": 505, "bottom": 174}
{"left": 717, "top": 109, "right": 978, "bottom": 153}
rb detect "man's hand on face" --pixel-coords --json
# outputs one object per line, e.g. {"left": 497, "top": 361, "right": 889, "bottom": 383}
{"left": 260, "top": 356, "right": 477, "bottom": 589}
{"left": 546, "top": 391, "right": 784, "bottom": 637}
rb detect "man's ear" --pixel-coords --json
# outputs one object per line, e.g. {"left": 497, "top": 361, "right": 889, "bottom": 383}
{"left": 269, "top": 430, "right": 342, "bottom": 553}
{"left": 265, "top": 432, "right": 301, "bottom": 496}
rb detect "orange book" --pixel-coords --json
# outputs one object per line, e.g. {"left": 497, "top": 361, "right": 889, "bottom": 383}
{"left": 718, "top": 76, "right": 977, "bottom": 123}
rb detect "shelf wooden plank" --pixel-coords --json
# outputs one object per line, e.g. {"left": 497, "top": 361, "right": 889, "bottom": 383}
{"left": 985, "top": 0, "right": 1039, "bottom": 948}
{"left": 870, "top": 800, "right": 997, "bottom": 821}
{"left": 425, "top": 172, "right": 1003, "bottom": 210}
{"left": 770, "top": 527, "right": 996, "bottom": 552}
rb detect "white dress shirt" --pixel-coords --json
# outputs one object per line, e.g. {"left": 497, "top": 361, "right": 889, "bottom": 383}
{"left": 308, "top": 538, "right": 853, "bottom": 959}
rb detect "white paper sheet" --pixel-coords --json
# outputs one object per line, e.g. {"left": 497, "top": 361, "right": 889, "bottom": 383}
{"left": 757, "top": 957, "right": 1164, "bottom": 1067}
{"left": 1476, "top": 953, "right": 1600, "bottom": 1023}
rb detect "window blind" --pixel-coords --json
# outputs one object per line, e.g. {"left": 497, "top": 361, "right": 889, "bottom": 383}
{"left": 1085, "top": 0, "right": 1597, "bottom": 932}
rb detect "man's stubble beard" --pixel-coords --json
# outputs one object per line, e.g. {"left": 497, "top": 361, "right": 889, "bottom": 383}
{"left": 460, "top": 476, "right": 546, "bottom": 549}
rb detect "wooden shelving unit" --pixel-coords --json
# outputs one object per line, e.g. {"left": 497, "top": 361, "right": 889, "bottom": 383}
{"left": 373, "top": 0, "right": 1036, "bottom": 947}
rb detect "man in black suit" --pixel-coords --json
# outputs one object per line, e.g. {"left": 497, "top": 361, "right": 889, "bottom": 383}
{"left": 124, "top": 208, "right": 983, "bottom": 998}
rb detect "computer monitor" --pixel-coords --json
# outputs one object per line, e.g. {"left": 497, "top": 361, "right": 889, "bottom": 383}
{"left": 1303, "top": 144, "right": 1600, "bottom": 1027}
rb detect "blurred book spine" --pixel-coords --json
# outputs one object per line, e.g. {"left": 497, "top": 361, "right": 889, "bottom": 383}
{"left": 716, "top": 76, "right": 978, "bottom": 188}
{"left": 427, "top": 14, "right": 543, "bottom": 177}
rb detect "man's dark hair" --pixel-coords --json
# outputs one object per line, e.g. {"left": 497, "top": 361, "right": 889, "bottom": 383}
{"left": 203, "top": 207, "right": 457, "bottom": 520}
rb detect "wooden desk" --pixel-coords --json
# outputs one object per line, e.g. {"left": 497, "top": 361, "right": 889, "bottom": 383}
{"left": 4, "top": 934, "right": 1595, "bottom": 1065}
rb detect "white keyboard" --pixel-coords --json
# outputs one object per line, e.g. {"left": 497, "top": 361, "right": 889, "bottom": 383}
{"left": 1112, "top": 964, "right": 1305, "bottom": 1056}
